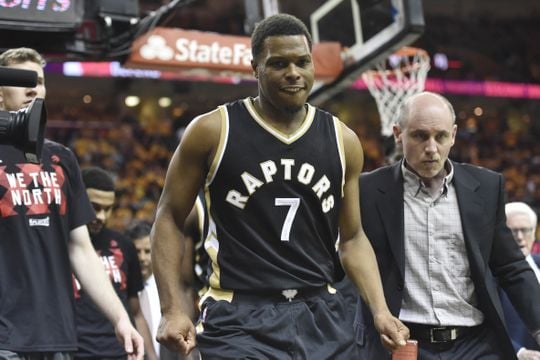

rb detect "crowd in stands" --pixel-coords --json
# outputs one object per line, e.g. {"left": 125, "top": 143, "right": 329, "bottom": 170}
{"left": 416, "top": 16, "right": 540, "bottom": 83}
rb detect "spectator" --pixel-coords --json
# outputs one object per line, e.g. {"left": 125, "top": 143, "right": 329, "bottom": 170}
{"left": 74, "top": 166, "right": 156, "bottom": 360}
{"left": 128, "top": 220, "right": 190, "bottom": 360}
{"left": 0, "top": 47, "right": 143, "bottom": 359}
{"left": 501, "top": 202, "right": 540, "bottom": 359}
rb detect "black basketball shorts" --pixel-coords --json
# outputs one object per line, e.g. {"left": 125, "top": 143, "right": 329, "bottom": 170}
{"left": 196, "top": 285, "right": 358, "bottom": 360}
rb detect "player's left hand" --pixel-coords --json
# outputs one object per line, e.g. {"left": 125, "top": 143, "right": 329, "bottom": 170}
{"left": 115, "top": 316, "right": 145, "bottom": 360}
{"left": 373, "top": 312, "right": 410, "bottom": 352}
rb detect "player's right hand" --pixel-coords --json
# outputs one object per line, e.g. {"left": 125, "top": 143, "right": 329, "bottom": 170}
{"left": 156, "top": 312, "right": 196, "bottom": 355}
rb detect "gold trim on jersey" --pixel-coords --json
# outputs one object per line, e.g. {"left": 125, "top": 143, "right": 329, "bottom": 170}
{"left": 205, "top": 105, "right": 229, "bottom": 187}
{"left": 199, "top": 287, "right": 234, "bottom": 307}
{"left": 203, "top": 205, "right": 222, "bottom": 290}
{"left": 243, "top": 97, "right": 316, "bottom": 145}
{"left": 201, "top": 106, "right": 227, "bottom": 291}
{"left": 194, "top": 197, "right": 205, "bottom": 243}
{"left": 192, "top": 197, "right": 206, "bottom": 252}
{"left": 196, "top": 321, "right": 204, "bottom": 335}
{"left": 333, "top": 116, "right": 346, "bottom": 198}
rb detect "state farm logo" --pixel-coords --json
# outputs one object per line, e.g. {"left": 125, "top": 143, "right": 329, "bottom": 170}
{"left": 138, "top": 31, "right": 252, "bottom": 69}
{"left": 140, "top": 35, "right": 174, "bottom": 61}
{"left": 174, "top": 38, "right": 251, "bottom": 66}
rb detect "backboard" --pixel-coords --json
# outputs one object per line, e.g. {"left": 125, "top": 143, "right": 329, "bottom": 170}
{"left": 307, "top": 0, "right": 424, "bottom": 105}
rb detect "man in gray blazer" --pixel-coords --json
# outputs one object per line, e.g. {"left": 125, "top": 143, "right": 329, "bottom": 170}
{"left": 356, "top": 91, "right": 540, "bottom": 359}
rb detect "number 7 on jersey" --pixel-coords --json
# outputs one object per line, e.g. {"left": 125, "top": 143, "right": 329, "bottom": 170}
{"left": 275, "top": 197, "right": 300, "bottom": 241}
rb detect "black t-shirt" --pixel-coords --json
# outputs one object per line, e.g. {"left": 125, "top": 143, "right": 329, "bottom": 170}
{"left": 74, "top": 228, "right": 143, "bottom": 358}
{"left": 0, "top": 140, "right": 94, "bottom": 352}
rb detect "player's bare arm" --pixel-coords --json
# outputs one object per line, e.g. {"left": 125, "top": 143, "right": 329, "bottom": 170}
{"left": 337, "top": 122, "right": 409, "bottom": 351}
{"left": 151, "top": 109, "right": 221, "bottom": 355}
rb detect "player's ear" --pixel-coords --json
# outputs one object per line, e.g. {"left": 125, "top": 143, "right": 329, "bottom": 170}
{"left": 251, "top": 60, "right": 258, "bottom": 79}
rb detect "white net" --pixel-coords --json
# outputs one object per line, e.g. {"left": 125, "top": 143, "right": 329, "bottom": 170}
{"left": 362, "top": 47, "right": 430, "bottom": 136}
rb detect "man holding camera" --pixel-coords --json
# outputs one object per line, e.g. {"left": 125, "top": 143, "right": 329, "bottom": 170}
{"left": 0, "top": 47, "right": 144, "bottom": 360}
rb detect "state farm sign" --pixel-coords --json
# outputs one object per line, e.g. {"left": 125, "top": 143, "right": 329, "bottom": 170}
{"left": 134, "top": 28, "right": 251, "bottom": 72}
{"left": 174, "top": 38, "right": 251, "bottom": 67}
{"left": 126, "top": 27, "right": 343, "bottom": 81}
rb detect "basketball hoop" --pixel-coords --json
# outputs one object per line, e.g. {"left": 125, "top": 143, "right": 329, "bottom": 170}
{"left": 362, "top": 46, "right": 430, "bottom": 136}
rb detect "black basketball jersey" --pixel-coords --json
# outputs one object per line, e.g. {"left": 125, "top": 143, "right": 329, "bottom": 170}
{"left": 204, "top": 98, "right": 345, "bottom": 291}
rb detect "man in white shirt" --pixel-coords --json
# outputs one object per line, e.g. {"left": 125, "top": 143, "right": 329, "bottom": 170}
{"left": 128, "top": 220, "right": 197, "bottom": 360}
{"left": 127, "top": 221, "right": 161, "bottom": 357}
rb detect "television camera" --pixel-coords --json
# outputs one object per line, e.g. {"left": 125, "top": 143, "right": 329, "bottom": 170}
{"left": 0, "top": 67, "right": 46, "bottom": 163}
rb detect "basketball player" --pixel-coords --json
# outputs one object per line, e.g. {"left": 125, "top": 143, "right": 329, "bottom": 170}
{"left": 151, "top": 13, "right": 409, "bottom": 358}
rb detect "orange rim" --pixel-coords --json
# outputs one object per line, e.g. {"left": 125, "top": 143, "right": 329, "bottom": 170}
{"left": 362, "top": 46, "right": 430, "bottom": 77}
{"left": 393, "top": 46, "right": 429, "bottom": 58}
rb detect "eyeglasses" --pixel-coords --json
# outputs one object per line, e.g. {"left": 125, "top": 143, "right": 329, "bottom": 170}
{"left": 509, "top": 227, "right": 535, "bottom": 237}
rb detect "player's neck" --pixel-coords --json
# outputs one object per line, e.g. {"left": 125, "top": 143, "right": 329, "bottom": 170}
{"left": 251, "top": 96, "right": 307, "bottom": 134}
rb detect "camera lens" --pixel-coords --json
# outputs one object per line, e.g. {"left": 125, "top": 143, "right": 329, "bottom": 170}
{"left": 0, "top": 98, "right": 46, "bottom": 163}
